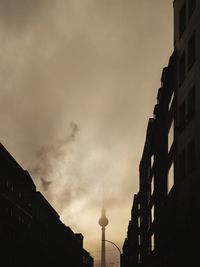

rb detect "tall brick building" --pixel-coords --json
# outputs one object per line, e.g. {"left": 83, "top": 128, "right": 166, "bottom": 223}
{"left": 121, "top": 1, "right": 200, "bottom": 266}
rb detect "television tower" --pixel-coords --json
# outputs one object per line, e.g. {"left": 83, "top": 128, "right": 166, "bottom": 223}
{"left": 98, "top": 207, "right": 109, "bottom": 267}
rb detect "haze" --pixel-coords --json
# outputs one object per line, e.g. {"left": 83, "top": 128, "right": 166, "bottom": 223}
{"left": 0, "top": 0, "right": 173, "bottom": 266}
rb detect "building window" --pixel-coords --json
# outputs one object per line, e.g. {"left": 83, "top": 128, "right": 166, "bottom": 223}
{"left": 11, "top": 184, "right": 14, "bottom": 192}
{"left": 148, "top": 238, "right": 151, "bottom": 255}
{"left": 151, "top": 176, "right": 154, "bottom": 196}
{"left": 179, "top": 150, "right": 186, "bottom": 180}
{"left": 138, "top": 216, "right": 141, "bottom": 228}
{"left": 179, "top": 3, "right": 186, "bottom": 38}
{"left": 138, "top": 253, "right": 141, "bottom": 263}
{"left": 151, "top": 234, "right": 155, "bottom": 252}
{"left": 187, "top": 85, "right": 195, "bottom": 120}
{"left": 147, "top": 189, "right": 151, "bottom": 204}
{"left": 150, "top": 155, "right": 154, "bottom": 169}
{"left": 138, "top": 234, "right": 141, "bottom": 245}
{"left": 168, "top": 162, "right": 174, "bottom": 194}
{"left": 151, "top": 205, "right": 155, "bottom": 223}
{"left": 188, "top": 0, "right": 196, "bottom": 19}
{"left": 179, "top": 100, "right": 186, "bottom": 131}
{"left": 168, "top": 92, "right": 174, "bottom": 111}
{"left": 188, "top": 32, "right": 196, "bottom": 70}
{"left": 168, "top": 120, "right": 174, "bottom": 152}
{"left": 179, "top": 51, "right": 186, "bottom": 85}
{"left": 147, "top": 214, "right": 151, "bottom": 230}
{"left": 188, "top": 138, "right": 196, "bottom": 173}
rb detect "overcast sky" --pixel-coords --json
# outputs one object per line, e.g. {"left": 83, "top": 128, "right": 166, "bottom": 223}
{"left": 0, "top": 0, "right": 173, "bottom": 266}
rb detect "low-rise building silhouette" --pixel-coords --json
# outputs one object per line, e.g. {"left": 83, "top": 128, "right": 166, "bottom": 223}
{"left": 121, "top": 1, "right": 200, "bottom": 266}
{"left": 0, "top": 143, "right": 93, "bottom": 267}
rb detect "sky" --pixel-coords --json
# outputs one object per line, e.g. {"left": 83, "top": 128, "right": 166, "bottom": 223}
{"left": 0, "top": 0, "right": 173, "bottom": 266}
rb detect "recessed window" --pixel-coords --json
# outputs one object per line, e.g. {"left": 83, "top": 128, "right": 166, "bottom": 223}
{"left": 148, "top": 238, "right": 151, "bottom": 255}
{"left": 151, "top": 176, "right": 154, "bottom": 196}
{"left": 147, "top": 214, "right": 151, "bottom": 230}
{"left": 188, "top": 32, "right": 196, "bottom": 70}
{"left": 168, "top": 120, "right": 174, "bottom": 152}
{"left": 138, "top": 234, "right": 141, "bottom": 245}
{"left": 151, "top": 205, "right": 155, "bottom": 223}
{"left": 188, "top": 138, "right": 196, "bottom": 173}
{"left": 179, "top": 51, "right": 186, "bottom": 85}
{"left": 168, "top": 92, "right": 174, "bottom": 111}
{"left": 187, "top": 86, "right": 195, "bottom": 120}
{"left": 147, "top": 189, "right": 151, "bottom": 204}
{"left": 150, "top": 155, "right": 154, "bottom": 169}
{"left": 138, "top": 253, "right": 141, "bottom": 263}
{"left": 168, "top": 162, "right": 174, "bottom": 194}
{"left": 179, "top": 100, "right": 186, "bottom": 131}
{"left": 188, "top": 0, "right": 196, "bottom": 19}
{"left": 138, "top": 216, "right": 141, "bottom": 228}
{"left": 179, "top": 150, "right": 186, "bottom": 180}
{"left": 179, "top": 3, "right": 186, "bottom": 38}
{"left": 151, "top": 234, "right": 155, "bottom": 251}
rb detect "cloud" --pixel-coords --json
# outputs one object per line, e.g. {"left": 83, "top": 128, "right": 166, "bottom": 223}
{"left": 0, "top": 0, "right": 49, "bottom": 32}
{"left": 30, "top": 121, "right": 79, "bottom": 192}
{"left": 0, "top": 1, "right": 173, "bottom": 266}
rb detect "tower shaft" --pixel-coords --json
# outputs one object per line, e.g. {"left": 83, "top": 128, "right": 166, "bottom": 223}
{"left": 101, "top": 226, "right": 106, "bottom": 267}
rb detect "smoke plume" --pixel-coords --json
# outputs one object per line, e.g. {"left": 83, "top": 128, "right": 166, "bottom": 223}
{"left": 31, "top": 121, "right": 79, "bottom": 192}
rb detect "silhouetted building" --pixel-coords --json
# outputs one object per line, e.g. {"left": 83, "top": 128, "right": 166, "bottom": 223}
{"left": 174, "top": 0, "right": 200, "bottom": 266}
{"left": 0, "top": 143, "right": 93, "bottom": 267}
{"left": 76, "top": 233, "right": 94, "bottom": 267}
{"left": 121, "top": 53, "right": 176, "bottom": 267}
{"left": 121, "top": 1, "right": 200, "bottom": 266}
{"left": 83, "top": 249, "right": 94, "bottom": 267}
{"left": 121, "top": 195, "right": 140, "bottom": 267}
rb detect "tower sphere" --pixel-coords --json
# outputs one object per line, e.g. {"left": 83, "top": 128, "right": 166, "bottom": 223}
{"left": 99, "top": 213, "right": 109, "bottom": 227}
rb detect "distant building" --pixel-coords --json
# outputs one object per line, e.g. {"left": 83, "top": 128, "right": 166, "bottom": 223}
{"left": 121, "top": 1, "right": 200, "bottom": 266}
{"left": 0, "top": 143, "right": 93, "bottom": 267}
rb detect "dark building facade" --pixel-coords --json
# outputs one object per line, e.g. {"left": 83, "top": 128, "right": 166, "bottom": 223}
{"left": 121, "top": 194, "right": 140, "bottom": 267}
{"left": 0, "top": 143, "right": 93, "bottom": 267}
{"left": 174, "top": 0, "right": 200, "bottom": 266}
{"left": 121, "top": 1, "right": 200, "bottom": 266}
{"left": 121, "top": 53, "right": 176, "bottom": 267}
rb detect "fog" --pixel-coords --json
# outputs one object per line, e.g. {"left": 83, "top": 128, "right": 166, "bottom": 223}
{"left": 0, "top": 0, "right": 173, "bottom": 265}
